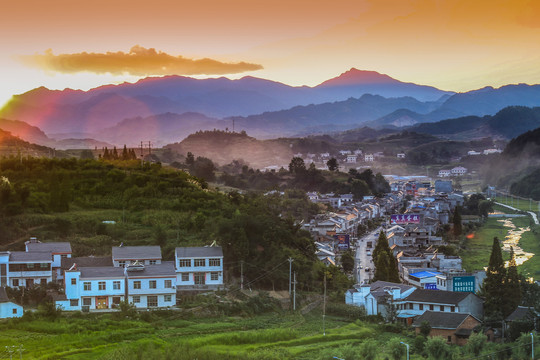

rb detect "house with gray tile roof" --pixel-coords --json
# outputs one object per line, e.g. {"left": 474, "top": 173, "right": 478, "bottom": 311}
{"left": 112, "top": 246, "right": 162, "bottom": 267}
{"left": 0, "top": 251, "right": 53, "bottom": 288}
{"left": 412, "top": 311, "right": 481, "bottom": 345}
{"left": 175, "top": 247, "right": 223, "bottom": 290}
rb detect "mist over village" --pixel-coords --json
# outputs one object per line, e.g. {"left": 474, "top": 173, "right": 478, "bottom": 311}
{"left": 1, "top": 1, "right": 540, "bottom": 359}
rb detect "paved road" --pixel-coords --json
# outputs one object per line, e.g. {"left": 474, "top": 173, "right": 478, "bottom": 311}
{"left": 354, "top": 227, "right": 380, "bottom": 284}
{"left": 495, "top": 202, "right": 539, "bottom": 225}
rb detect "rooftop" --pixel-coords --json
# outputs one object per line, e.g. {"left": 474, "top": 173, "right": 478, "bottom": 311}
{"left": 61, "top": 256, "right": 113, "bottom": 270}
{"left": 26, "top": 241, "right": 72, "bottom": 254}
{"left": 412, "top": 311, "right": 478, "bottom": 329}
{"left": 176, "top": 246, "right": 223, "bottom": 258}
{"left": 409, "top": 271, "right": 441, "bottom": 279}
{"left": 112, "top": 246, "right": 162, "bottom": 260}
{"left": 403, "top": 289, "right": 472, "bottom": 305}
{"left": 9, "top": 251, "right": 52, "bottom": 263}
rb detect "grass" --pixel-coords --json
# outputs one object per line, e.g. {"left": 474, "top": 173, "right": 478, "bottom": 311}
{"left": 492, "top": 196, "right": 540, "bottom": 213}
{"left": 460, "top": 214, "right": 540, "bottom": 280}
{"left": 0, "top": 311, "right": 413, "bottom": 360}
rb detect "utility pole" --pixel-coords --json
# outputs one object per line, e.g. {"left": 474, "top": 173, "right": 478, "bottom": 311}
{"left": 288, "top": 258, "right": 294, "bottom": 295}
{"left": 148, "top": 141, "right": 152, "bottom": 155}
{"left": 240, "top": 260, "right": 244, "bottom": 290}
{"left": 323, "top": 272, "right": 327, "bottom": 336}
{"left": 502, "top": 320, "right": 505, "bottom": 343}
{"left": 293, "top": 272, "right": 297, "bottom": 311}
{"left": 531, "top": 332, "right": 534, "bottom": 360}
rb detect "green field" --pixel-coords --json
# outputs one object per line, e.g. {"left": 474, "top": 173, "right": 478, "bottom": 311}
{"left": 492, "top": 196, "right": 540, "bottom": 213}
{"left": 0, "top": 310, "right": 415, "bottom": 360}
{"left": 460, "top": 215, "right": 540, "bottom": 280}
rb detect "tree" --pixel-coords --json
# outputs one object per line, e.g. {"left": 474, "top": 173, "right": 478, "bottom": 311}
{"left": 503, "top": 246, "right": 521, "bottom": 316}
{"left": 359, "top": 339, "right": 378, "bottom": 360}
{"left": 425, "top": 337, "right": 454, "bottom": 360}
{"left": 420, "top": 320, "right": 432, "bottom": 337}
{"left": 465, "top": 333, "right": 486, "bottom": 357}
{"left": 288, "top": 157, "right": 306, "bottom": 174}
{"left": 185, "top": 152, "right": 195, "bottom": 167}
{"left": 372, "top": 230, "right": 400, "bottom": 283}
{"left": 388, "top": 337, "right": 406, "bottom": 360}
{"left": 482, "top": 237, "right": 506, "bottom": 320}
{"left": 453, "top": 206, "right": 462, "bottom": 237}
{"left": 478, "top": 200, "right": 494, "bottom": 218}
{"left": 340, "top": 250, "right": 355, "bottom": 273}
{"left": 326, "top": 157, "right": 338, "bottom": 171}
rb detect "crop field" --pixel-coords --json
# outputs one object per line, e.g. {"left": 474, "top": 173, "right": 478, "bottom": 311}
{"left": 492, "top": 196, "right": 540, "bottom": 214}
{"left": 0, "top": 311, "right": 415, "bottom": 360}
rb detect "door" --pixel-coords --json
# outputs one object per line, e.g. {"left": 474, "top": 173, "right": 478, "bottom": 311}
{"left": 96, "top": 296, "right": 108, "bottom": 309}
{"left": 194, "top": 273, "right": 205, "bottom": 285}
{"left": 26, "top": 279, "right": 34, "bottom": 288}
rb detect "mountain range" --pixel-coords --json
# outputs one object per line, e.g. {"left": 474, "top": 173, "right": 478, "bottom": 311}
{"left": 2, "top": 69, "right": 540, "bottom": 147}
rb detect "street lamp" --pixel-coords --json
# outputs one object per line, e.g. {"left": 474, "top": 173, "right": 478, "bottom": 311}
{"left": 531, "top": 333, "right": 534, "bottom": 360}
{"left": 400, "top": 341, "right": 410, "bottom": 360}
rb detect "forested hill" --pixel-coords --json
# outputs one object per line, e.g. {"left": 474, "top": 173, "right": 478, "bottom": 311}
{"left": 0, "top": 128, "right": 52, "bottom": 156}
{"left": 410, "top": 106, "right": 540, "bottom": 140}
{"left": 0, "top": 157, "right": 349, "bottom": 292}
{"left": 503, "top": 127, "right": 540, "bottom": 158}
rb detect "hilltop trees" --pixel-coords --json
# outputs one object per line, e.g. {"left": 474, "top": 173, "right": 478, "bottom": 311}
{"left": 326, "top": 157, "right": 338, "bottom": 171}
{"left": 372, "top": 230, "right": 400, "bottom": 283}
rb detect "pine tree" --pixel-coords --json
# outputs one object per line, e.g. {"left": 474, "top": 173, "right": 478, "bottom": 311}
{"left": 503, "top": 246, "right": 521, "bottom": 317}
{"left": 112, "top": 146, "right": 119, "bottom": 160}
{"left": 103, "top": 147, "right": 110, "bottom": 160}
{"left": 122, "top": 145, "right": 129, "bottom": 160}
{"left": 482, "top": 237, "right": 506, "bottom": 319}
{"left": 372, "top": 230, "right": 400, "bottom": 283}
{"left": 453, "top": 207, "right": 462, "bottom": 237}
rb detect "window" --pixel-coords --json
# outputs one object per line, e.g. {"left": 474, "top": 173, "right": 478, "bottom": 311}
{"left": 211, "top": 272, "right": 219, "bottom": 281}
{"left": 61, "top": 254, "right": 68, "bottom": 259}
{"left": 164, "top": 280, "right": 172, "bottom": 288}
{"left": 83, "top": 298, "right": 91, "bottom": 306}
{"left": 112, "top": 296, "right": 121, "bottom": 305}
{"left": 440, "top": 305, "right": 444, "bottom": 311}
{"left": 179, "top": 259, "right": 191, "bottom": 267}
{"left": 194, "top": 259, "right": 205, "bottom": 267}
{"left": 194, "top": 273, "right": 205, "bottom": 285}
{"left": 181, "top": 273, "right": 189, "bottom": 282}
{"left": 12, "top": 279, "right": 19, "bottom": 287}
{"left": 113, "top": 281, "right": 121, "bottom": 290}
{"left": 118, "top": 261, "right": 126, "bottom": 267}
{"left": 447, "top": 336, "right": 452, "bottom": 343}
{"left": 133, "top": 280, "right": 141, "bottom": 289}
{"left": 451, "top": 306, "right": 455, "bottom": 312}
{"left": 409, "top": 303, "right": 413, "bottom": 310}
{"left": 164, "top": 294, "right": 172, "bottom": 302}
{"left": 149, "top": 280, "right": 157, "bottom": 289}
{"left": 419, "top": 304, "right": 423, "bottom": 310}
{"left": 40, "top": 263, "right": 48, "bottom": 268}
{"left": 209, "top": 258, "right": 221, "bottom": 267}
{"left": 41, "top": 279, "right": 47, "bottom": 285}
{"left": 429, "top": 304, "right": 434, "bottom": 310}
{"left": 147, "top": 295, "right": 158, "bottom": 307}
{"left": 132, "top": 295, "right": 140, "bottom": 303}
{"left": 70, "top": 299, "right": 79, "bottom": 307}
{"left": 27, "top": 263, "right": 34, "bottom": 269}
{"left": 149, "top": 260, "right": 157, "bottom": 265}
{"left": 83, "top": 282, "right": 91, "bottom": 291}
{"left": 12, "top": 308, "right": 17, "bottom": 314}
{"left": 98, "top": 281, "right": 106, "bottom": 290}
{"left": 71, "top": 278, "right": 77, "bottom": 285}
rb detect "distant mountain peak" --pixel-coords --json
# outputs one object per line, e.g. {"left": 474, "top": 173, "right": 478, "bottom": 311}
{"left": 317, "top": 68, "right": 399, "bottom": 87}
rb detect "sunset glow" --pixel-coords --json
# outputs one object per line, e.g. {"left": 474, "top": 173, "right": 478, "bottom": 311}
{"left": 1, "top": 0, "right": 540, "bottom": 107}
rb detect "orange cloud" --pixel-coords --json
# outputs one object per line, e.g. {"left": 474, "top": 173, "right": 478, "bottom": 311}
{"left": 21, "top": 45, "right": 263, "bottom": 76}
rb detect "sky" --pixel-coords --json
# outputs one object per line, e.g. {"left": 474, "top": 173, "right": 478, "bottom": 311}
{"left": 1, "top": 0, "right": 540, "bottom": 108}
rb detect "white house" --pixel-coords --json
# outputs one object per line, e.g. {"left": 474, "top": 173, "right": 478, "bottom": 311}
{"left": 397, "top": 153, "right": 406, "bottom": 159}
{"left": 0, "top": 251, "right": 53, "bottom": 288}
{"left": 467, "top": 151, "right": 481, "bottom": 156}
{"left": 451, "top": 167, "right": 467, "bottom": 176}
{"left": 483, "top": 149, "right": 502, "bottom": 155}
{"left": 25, "top": 239, "right": 71, "bottom": 282}
{"left": 175, "top": 247, "right": 224, "bottom": 290}
{"left": 345, "top": 281, "right": 415, "bottom": 316}
{"left": 438, "top": 170, "right": 451, "bottom": 177}
{"left": 112, "top": 246, "right": 162, "bottom": 267}
{"left": 346, "top": 154, "right": 357, "bottom": 163}
{"left": 339, "top": 150, "right": 352, "bottom": 155}
{"left": 62, "top": 262, "right": 176, "bottom": 311}
{"left": 364, "top": 154, "right": 374, "bottom": 162}
{"left": 0, "top": 287, "right": 23, "bottom": 319}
